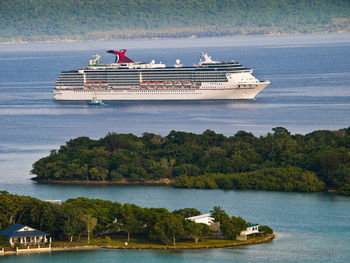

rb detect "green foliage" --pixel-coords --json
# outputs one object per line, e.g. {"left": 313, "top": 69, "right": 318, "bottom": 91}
{"left": 58, "top": 204, "right": 84, "bottom": 242}
{"left": 174, "top": 167, "right": 326, "bottom": 192}
{"left": 32, "top": 127, "right": 350, "bottom": 194}
{"left": 211, "top": 206, "right": 230, "bottom": 223}
{"left": 173, "top": 208, "right": 201, "bottom": 218}
{"left": 82, "top": 214, "right": 98, "bottom": 243}
{"left": 119, "top": 203, "right": 145, "bottom": 242}
{"left": 259, "top": 225, "right": 273, "bottom": 234}
{"left": 0, "top": 193, "right": 270, "bottom": 244}
{"left": 1, "top": 0, "right": 350, "bottom": 42}
{"left": 150, "top": 214, "right": 184, "bottom": 246}
{"left": 221, "top": 216, "right": 248, "bottom": 240}
{"left": 210, "top": 207, "right": 248, "bottom": 240}
{"left": 184, "top": 221, "right": 212, "bottom": 244}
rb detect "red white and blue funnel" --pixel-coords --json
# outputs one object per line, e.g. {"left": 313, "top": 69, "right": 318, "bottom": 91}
{"left": 107, "top": 49, "right": 134, "bottom": 63}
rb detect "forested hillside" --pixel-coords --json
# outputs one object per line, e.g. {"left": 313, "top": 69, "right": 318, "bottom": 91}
{"left": 1, "top": 0, "right": 350, "bottom": 42}
{"left": 31, "top": 127, "right": 350, "bottom": 195}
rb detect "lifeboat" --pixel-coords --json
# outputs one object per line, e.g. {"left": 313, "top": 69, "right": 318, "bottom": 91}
{"left": 85, "top": 82, "right": 108, "bottom": 86}
{"left": 183, "top": 81, "right": 192, "bottom": 86}
{"left": 140, "top": 82, "right": 157, "bottom": 86}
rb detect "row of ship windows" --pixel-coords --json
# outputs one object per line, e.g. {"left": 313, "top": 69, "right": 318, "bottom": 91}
{"left": 82, "top": 74, "right": 226, "bottom": 78}
{"left": 70, "top": 88, "right": 231, "bottom": 93}
{"left": 63, "top": 71, "right": 234, "bottom": 75}
{"left": 59, "top": 79, "right": 226, "bottom": 83}
{"left": 73, "top": 91, "right": 201, "bottom": 95}
{"left": 57, "top": 80, "right": 226, "bottom": 84}
{"left": 83, "top": 71, "right": 227, "bottom": 74}
{"left": 60, "top": 76, "right": 227, "bottom": 79}
{"left": 72, "top": 90, "right": 202, "bottom": 93}
{"left": 84, "top": 70, "right": 232, "bottom": 73}
{"left": 60, "top": 74, "right": 227, "bottom": 77}
{"left": 82, "top": 69, "right": 241, "bottom": 73}
{"left": 61, "top": 75, "right": 242, "bottom": 80}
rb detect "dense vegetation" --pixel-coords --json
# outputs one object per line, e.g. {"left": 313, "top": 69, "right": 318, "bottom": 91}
{"left": 0, "top": 192, "right": 264, "bottom": 246}
{"left": 173, "top": 167, "right": 325, "bottom": 192}
{"left": 31, "top": 127, "right": 350, "bottom": 195}
{"left": 1, "top": 0, "right": 350, "bottom": 42}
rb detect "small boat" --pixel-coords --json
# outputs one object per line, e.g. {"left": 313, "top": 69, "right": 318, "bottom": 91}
{"left": 88, "top": 97, "right": 106, "bottom": 105}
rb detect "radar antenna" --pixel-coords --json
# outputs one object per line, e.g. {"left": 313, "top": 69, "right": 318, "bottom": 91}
{"left": 88, "top": 54, "right": 101, "bottom": 66}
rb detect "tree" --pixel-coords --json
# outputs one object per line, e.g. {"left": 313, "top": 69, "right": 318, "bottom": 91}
{"left": 151, "top": 214, "right": 184, "bottom": 246}
{"left": 259, "top": 225, "right": 273, "bottom": 235}
{"left": 59, "top": 204, "right": 84, "bottom": 242}
{"left": 184, "top": 221, "right": 212, "bottom": 243}
{"left": 173, "top": 208, "right": 200, "bottom": 218}
{"left": 210, "top": 206, "right": 230, "bottom": 223}
{"left": 82, "top": 214, "right": 98, "bottom": 243}
{"left": 120, "top": 204, "right": 143, "bottom": 242}
{"left": 272, "top": 127, "right": 291, "bottom": 138}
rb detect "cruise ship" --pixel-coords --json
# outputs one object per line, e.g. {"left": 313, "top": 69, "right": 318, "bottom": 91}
{"left": 54, "top": 49, "right": 270, "bottom": 101}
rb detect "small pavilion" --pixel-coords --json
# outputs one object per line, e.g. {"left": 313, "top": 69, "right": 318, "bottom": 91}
{"left": 0, "top": 224, "right": 50, "bottom": 247}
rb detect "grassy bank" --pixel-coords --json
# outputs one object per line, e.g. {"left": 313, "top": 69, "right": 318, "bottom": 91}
{"left": 2, "top": 235, "right": 274, "bottom": 255}
{"left": 52, "top": 234, "right": 275, "bottom": 250}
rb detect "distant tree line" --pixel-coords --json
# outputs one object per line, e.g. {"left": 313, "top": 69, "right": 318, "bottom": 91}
{"left": 1, "top": 0, "right": 350, "bottom": 42}
{"left": 31, "top": 127, "right": 350, "bottom": 195}
{"left": 0, "top": 192, "right": 266, "bottom": 245}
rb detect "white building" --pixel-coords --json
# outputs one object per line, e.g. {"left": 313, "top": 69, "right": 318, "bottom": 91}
{"left": 243, "top": 224, "right": 259, "bottom": 235}
{"left": 237, "top": 224, "right": 259, "bottom": 240}
{"left": 0, "top": 224, "right": 51, "bottom": 247}
{"left": 45, "top": 200, "right": 62, "bottom": 205}
{"left": 186, "top": 214, "right": 214, "bottom": 225}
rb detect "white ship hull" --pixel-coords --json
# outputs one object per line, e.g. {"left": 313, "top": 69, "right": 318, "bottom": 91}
{"left": 54, "top": 82, "right": 269, "bottom": 101}
{"left": 54, "top": 50, "right": 270, "bottom": 101}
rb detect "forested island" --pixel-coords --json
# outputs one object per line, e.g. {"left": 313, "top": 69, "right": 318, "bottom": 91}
{"left": 1, "top": 0, "right": 350, "bottom": 42}
{"left": 0, "top": 192, "right": 273, "bottom": 249}
{"left": 31, "top": 127, "right": 350, "bottom": 195}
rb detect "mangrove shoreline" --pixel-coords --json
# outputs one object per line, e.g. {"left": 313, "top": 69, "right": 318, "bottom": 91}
{"left": 32, "top": 178, "right": 173, "bottom": 186}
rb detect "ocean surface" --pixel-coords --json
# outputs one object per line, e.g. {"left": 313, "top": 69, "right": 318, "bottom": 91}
{"left": 0, "top": 33, "right": 350, "bottom": 262}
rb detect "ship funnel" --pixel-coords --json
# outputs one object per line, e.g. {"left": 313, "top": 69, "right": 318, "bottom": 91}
{"left": 107, "top": 49, "right": 134, "bottom": 63}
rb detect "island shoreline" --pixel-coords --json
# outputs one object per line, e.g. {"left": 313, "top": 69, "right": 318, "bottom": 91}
{"left": 1, "top": 30, "right": 349, "bottom": 45}
{"left": 2, "top": 234, "right": 274, "bottom": 255}
{"left": 32, "top": 178, "right": 173, "bottom": 186}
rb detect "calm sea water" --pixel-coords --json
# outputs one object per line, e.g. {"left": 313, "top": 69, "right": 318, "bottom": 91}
{"left": 1, "top": 33, "right": 350, "bottom": 262}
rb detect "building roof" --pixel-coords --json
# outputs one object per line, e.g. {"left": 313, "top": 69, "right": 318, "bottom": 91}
{"left": 186, "top": 214, "right": 213, "bottom": 220}
{"left": 0, "top": 224, "right": 48, "bottom": 237}
{"left": 248, "top": 224, "right": 259, "bottom": 227}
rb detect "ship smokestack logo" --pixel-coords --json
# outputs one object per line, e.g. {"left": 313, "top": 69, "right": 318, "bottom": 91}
{"left": 107, "top": 49, "right": 134, "bottom": 63}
